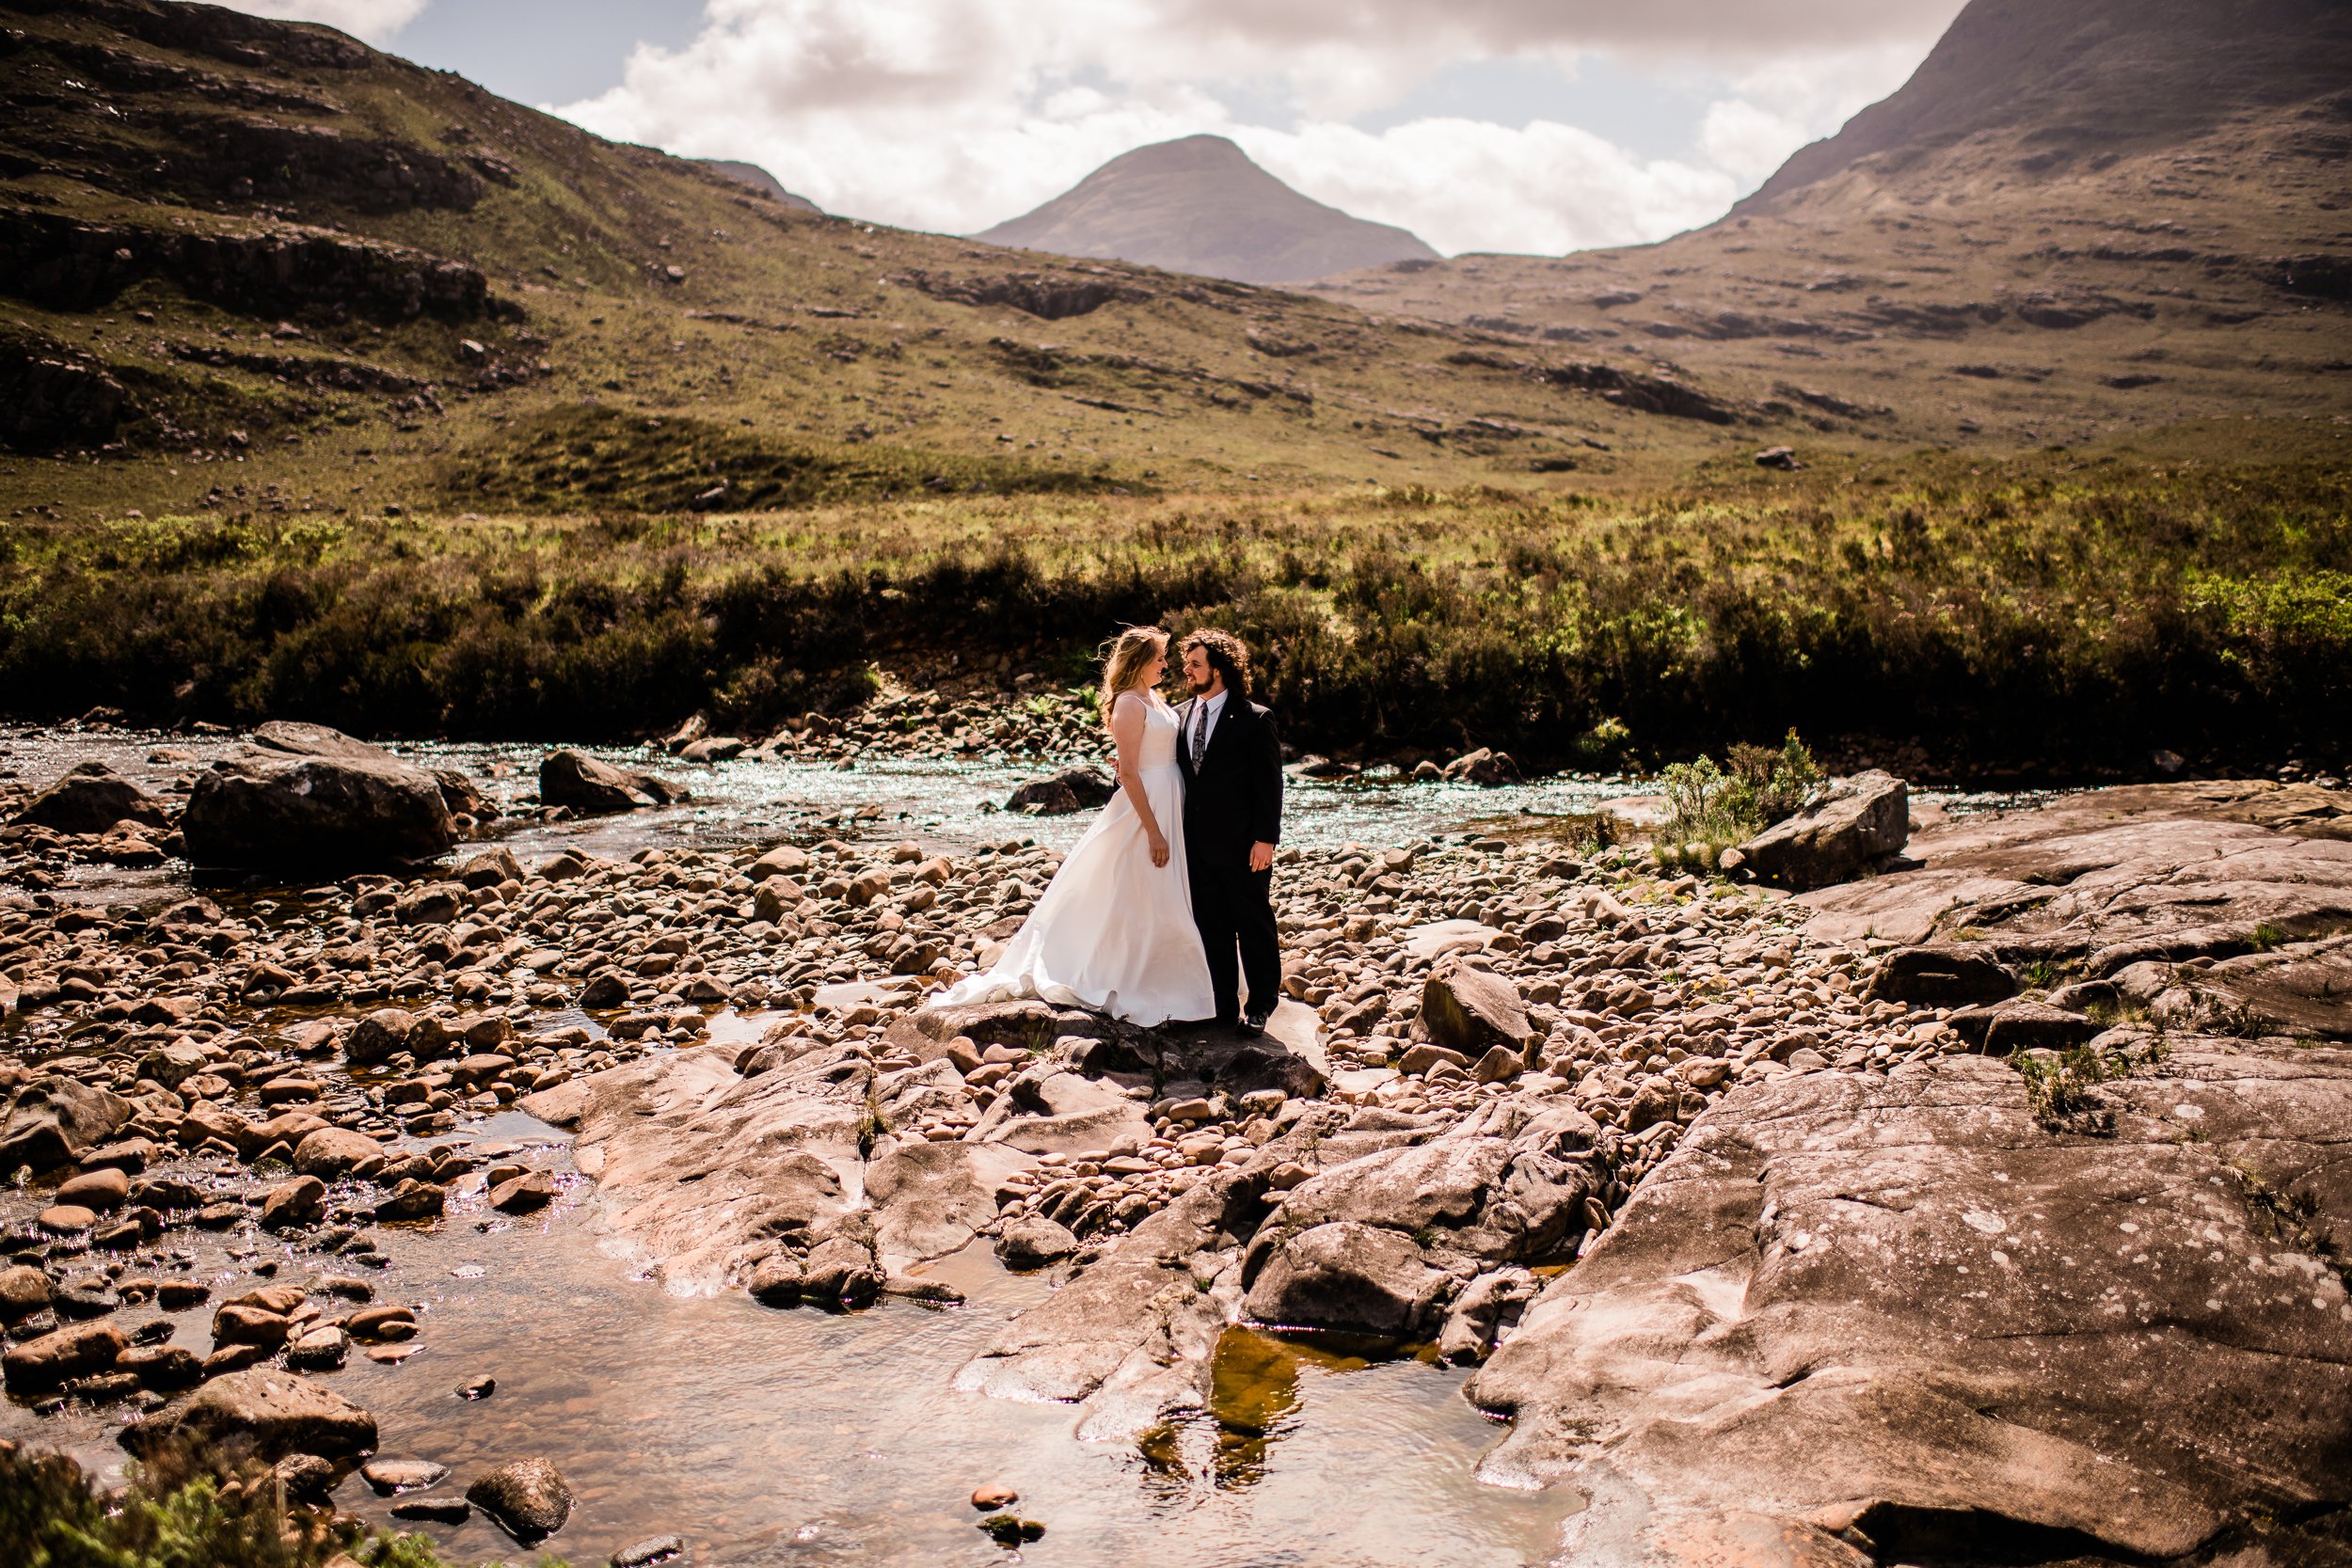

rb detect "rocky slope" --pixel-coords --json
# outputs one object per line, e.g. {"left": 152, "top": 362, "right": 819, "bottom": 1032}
{"left": 0, "top": 0, "right": 1742, "bottom": 495}
{"left": 975, "top": 134, "right": 1439, "bottom": 286}
{"left": 1311, "top": 0, "right": 2352, "bottom": 445}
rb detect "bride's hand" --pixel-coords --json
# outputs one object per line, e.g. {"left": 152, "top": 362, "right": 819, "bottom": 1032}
{"left": 1148, "top": 830, "right": 1170, "bottom": 868}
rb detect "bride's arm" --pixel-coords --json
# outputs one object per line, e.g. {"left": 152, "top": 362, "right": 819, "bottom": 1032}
{"left": 1110, "top": 692, "right": 1171, "bottom": 867}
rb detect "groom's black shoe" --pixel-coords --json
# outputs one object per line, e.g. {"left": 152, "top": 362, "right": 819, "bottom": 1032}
{"left": 1238, "top": 1007, "right": 1270, "bottom": 1037}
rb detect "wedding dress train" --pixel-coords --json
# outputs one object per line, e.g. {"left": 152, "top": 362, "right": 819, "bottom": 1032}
{"left": 930, "top": 694, "right": 1216, "bottom": 1026}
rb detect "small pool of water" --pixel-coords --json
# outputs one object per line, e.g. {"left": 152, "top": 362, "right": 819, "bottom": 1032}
{"left": 4, "top": 1106, "right": 1580, "bottom": 1568}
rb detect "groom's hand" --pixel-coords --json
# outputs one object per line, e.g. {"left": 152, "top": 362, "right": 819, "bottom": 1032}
{"left": 1248, "top": 841, "right": 1275, "bottom": 873}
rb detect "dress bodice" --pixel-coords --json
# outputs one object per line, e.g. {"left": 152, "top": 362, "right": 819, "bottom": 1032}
{"left": 1128, "top": 693, "right": 1181, "bottom": 769}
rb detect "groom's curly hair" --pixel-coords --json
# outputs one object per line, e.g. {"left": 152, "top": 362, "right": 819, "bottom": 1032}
{"left": 1181, "top": 628, "right": 1252, "bottom": 700}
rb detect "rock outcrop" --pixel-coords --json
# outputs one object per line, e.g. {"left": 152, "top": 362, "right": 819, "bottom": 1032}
{"left": 1801, "top": 779, "right": 2352, "bottom": 1039}
{"left": 1468, "top": 1041, "right": 2352, "bottom": 1567}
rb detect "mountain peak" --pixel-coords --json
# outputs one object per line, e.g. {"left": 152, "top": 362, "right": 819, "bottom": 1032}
{"left": 1744, "top": 0, "right": 2352, "bottom": 209}
{"left": 976, "top": 135, "right": 1438, "bottom": 286}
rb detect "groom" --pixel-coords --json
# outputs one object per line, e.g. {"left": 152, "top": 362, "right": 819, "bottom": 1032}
{"left": 1175, "top": 629, "right": 1283, "bottom": 1034}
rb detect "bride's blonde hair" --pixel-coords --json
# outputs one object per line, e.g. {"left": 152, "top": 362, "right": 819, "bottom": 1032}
{"left": 1096, "top": 625, "right": 1169, "bottom": 730}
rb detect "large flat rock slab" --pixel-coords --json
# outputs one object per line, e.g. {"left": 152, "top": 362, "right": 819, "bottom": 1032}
{"left": 1467, "top": 1041, "right": 2352, "bottom": 1568}
{"left": 1801, "top": 780, "right": 2352, "bottom": 1037}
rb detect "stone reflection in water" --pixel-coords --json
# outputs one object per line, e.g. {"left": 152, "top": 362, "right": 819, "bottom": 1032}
{"left": 1141, "top": 1329, "right": 1398, "bottom": 1495}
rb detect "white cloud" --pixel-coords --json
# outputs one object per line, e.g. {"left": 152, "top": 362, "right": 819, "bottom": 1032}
{"left": 223, "top": 0, "right": 429, "bottom": 46}
{"left": 225, "top": 0, "right": 1972, "bottom": 257}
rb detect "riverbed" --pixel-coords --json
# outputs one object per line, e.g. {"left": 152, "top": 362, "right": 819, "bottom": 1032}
{"left": 0, "top": 725, "right": 2046, "bottom": 1567}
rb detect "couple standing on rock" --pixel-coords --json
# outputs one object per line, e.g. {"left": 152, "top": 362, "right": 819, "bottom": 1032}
{"left": 933, "top": 626, "right": 1284, "bottom": 1033}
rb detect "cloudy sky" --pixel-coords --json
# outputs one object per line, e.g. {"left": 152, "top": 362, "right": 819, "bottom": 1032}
{"left": 229, "top": 0, "right": 1967, "bottom": 256}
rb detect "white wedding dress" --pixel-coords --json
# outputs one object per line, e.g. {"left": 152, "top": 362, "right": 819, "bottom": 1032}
{"left": 931, "top": 693, "right": 1216, "bottom": 1026}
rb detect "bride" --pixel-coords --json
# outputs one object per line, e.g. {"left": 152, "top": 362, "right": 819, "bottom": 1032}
{"left": 930, "top": 626, "right": 1215, "bottom": 1026}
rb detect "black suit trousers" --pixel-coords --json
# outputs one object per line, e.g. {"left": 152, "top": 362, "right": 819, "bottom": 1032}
{"left": 1189, "top": 857, "right": 1279, "bottom": 1022}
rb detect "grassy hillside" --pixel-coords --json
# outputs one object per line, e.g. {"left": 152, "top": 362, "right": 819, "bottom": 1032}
{"left": 0, "top": 0, "right": 1772, "bottom": 510}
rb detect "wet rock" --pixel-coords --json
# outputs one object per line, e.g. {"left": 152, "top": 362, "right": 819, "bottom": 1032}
{"left": 1737, "top": 769, "right": 1909, "bottom": 891}
{"left": 488, "top": 1170, "right": 555, "bottom": 1213}
{"left": 374, "top": 1179, "right": 446, "bottom": 1222}
{"left": 2, "top": 1322, "right": 124, "bottom": 1393}
{"left": 261, "top": 1175, "right": 327, "bottom": 1229}
{"left": 0, "top": 1264, "right": 54, "bottom": 1322}
{"left": 1420, "top": 964, "right": 1530, "bottom": 1056}
{"left": 1439, "top": 748, "right": 1520, "bottom": 785}
{"left": 1, "top": 1075, "right": 134, "bottom": 1174}
{"left": 467, "top": 1456, "right": 575, "bottom": 1542}
{"left": 140, "top": 1367, "right": 379, "bottom": 1463}
{"left": 362, "top": 1457, "right": 452, "bottom": 1495}
{"left": 539, "top": 751, "right": 683, "bottom": 816}
{"left": 212, "top": 1302, "right": 294, "bottom": 1349}
{"left": 392, "top": 1496, "right": 472, "bottom": 1524}
{"left": 971, "top": 1483, "right": 1019, "bottom": 1511}
{"left": 1436, "top": 1267, "right": 1538, "bottom": 1365}
{"left": 293, "top": 1127, "right": 384, "bottom": 1180}
{"left": 37, "top": 1204, "right": 97, "bottom": 1233}
{"left": 612, "top": 1534, "right": 686, "bottom": 1568}
{"left": 993, "top": 1215, "right": 1078, "bottom": 1269}
{"left": 16, "top": 761, "right": 169, "bottom": 833}
{"left": 744, "top": 1254, "right": 803, "bottom": 1307}
{"left": 56, "top": 1166, "right": 131, "bottom": 1212}
{"left": 348, "top": 1305, "right": 417, "bottom": 1340}
{"left": 1005, "top": 767, "right": 1115, "bottom": 816}
{"left": 184, "top": 748, "right": 455, "bottom": 869}
{"left": 1467, "top": 1043, "right": 2352, "bottom": 1564}
{"left": 799, "top": 1236, "right": 882, "bottom": 1309}
{"left": 118, "top": 1343, "right": 203, "bottom": 1391}
{"left": 284, "top": 1324, "right": 349, "bottom": 1370}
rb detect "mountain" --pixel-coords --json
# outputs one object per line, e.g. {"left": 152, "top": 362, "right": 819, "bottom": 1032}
{"left": 696, "top": 159, "right": 820, "bottom": 214}
{"left": 975, "top": 135, "right": 1438, "bottom": 286}
{"left": 1310, "top": 0, "right": 2352, "bottom": 445}
{"left": 0, "top": 0, "right": 1774, "bottom": 511}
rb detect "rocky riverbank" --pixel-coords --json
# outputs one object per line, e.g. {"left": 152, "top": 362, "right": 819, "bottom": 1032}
{"left": 2, "top": 738, "right": 2348, "bottom": 1564}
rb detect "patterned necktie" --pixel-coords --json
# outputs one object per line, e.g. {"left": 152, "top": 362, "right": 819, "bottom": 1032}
{"left": 1193, "top": 697, "right": 1210, "bottom": 764}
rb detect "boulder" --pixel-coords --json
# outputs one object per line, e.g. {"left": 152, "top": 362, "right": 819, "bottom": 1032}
{"left": 293, "top": 1127, "right": 384, "bottom": 1180}
{"left": 346, "top": 1007, "right": 417, "bottom": 1065}
{"left": 1466, "top": 1043, "right": 2352, "bottom": 1566}
{"left": 1866, "top": 943, "right": 2015, "bottom": 1006}
{"left": 467, "top": 1456, "right": 575, "bottom": 1542}
{"left": 16, "top": 761, "right": 169, "bottom": 833}
{"left": 0, "top": 1075, "right": 134, "bottom": 1174}
{"left": 1419, "top": 964, "right": 1531, "bottom": 1056}
{"left": 0, "top": 1263, "right": 54, "bottom": 1322}
{"left": 1439, "top": 748, "right": 1520, "bottom": 785}
{"left": 250, "top": 721, "right": 392, "bottom": 762}
{"left": 1005, "top": 767, "right": 1116, "bottom": 816}
{"left": 261, "top": 1175, "right": 327, "bottom": 1229}
{"left": 538, "top": 750, "right": 684, "bottom": 815}
{"left": 993, "top": 1215, "right": 1078, "bottom": 1269}
{"left": 3, "top": 1322, "right": 124, "bottom": 1393}
{"left": 56, "top": 1166, "right": 130, "bottom": 1212}
{"left": 1736, "top": 769, "right": 1909, "bottom": 891}
{"left": 184, "top": 751, "right": 454, "bottom": 869}
{"left": 1241, "top": 1220, "right": 1448, "bottom": 1337}
{"left": 141, "top": 1368, "right": 379, "bottom": 1464}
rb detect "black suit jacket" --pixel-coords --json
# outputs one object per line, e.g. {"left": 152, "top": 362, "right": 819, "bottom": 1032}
{"left": 1177, "top": 692, "right": 1283, "bottom": 863}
